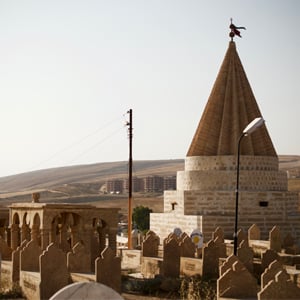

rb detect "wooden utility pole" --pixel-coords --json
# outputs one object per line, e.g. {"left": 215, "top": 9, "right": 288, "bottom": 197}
{"left": 127, "top": 109, "right": 133, "bottom": 249}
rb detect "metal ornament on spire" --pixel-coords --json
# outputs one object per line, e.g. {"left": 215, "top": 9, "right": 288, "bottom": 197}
{"left": 229, "top": 18, "right": 246, "bottom": 41}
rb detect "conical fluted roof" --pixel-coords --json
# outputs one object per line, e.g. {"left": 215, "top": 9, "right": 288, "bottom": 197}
{"left": 187, "top": 41, "right": 277, "bottom": 157}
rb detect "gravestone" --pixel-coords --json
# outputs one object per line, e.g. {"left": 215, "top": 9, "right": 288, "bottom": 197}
{"left": 202, "top": 240, "right": 219, "bottom": 279}
{"left": 20, "top": 239, "right": 42, "bottom": 272}
{"left": 283, "top": 233, "right": 294, "bottom": 248}
{"left": 0, "top": 236, "right": 12, "bottom": 260}
{"left": 40, "top": 243, "right": 70, "bottom": 300}
{"left": 90, "top": 232, "right": 100, "bottom": 266}
{"left": 258, "top": 270, "right": 300, "bottom": 300}
{"left": 237, "top": 240, "right": 254, "bottom": 273}
{"left": 212, "top": 227, "right": 224, "bottom": 242}
{"left": 220, "top": 255, "right": 239, "bottom": 276}
{"left": 248, "top": 224, "right": 261, "bottom": 240}
{"left": 163, "top": 236, "right": 180, "bottom": 278}
{"left": 237, "top": 229, "right": 248, "bottom": 247}
{"left": 269, "top": 226, "right": 281, "bottom": 253}
{"left": 164, "top": 232, "right": 178, "bottom": 245}
{"left": 67, "top": 241, "right": 91, "bottom": 273}
{"left": 179, "top": 232, "right": 188, "bottom": 243}
{"left": 11, "top": 240, "right": 27, "bottom": 284}
{"left": 218, "top": 259, "right": 258, "bottom": 299}
{"left": 283, "top": 233, "right": 298, "bottom": 254}
{"left": 261, "top": 259, "right": 284, "bottom": 288}
{"left": 179, "top": 235, "right": 195, "bottom": 258}
{"left": 214, "top": 235, "right": 226, "bottom": 258}
{"left": 261, "top": 249, "right": 279, "bottom": 272}
{"left": 142, "top": 231, "right": 159, "bottom": 257}
{"left": 95, "top": 246, "right": 121, "bottom": 293}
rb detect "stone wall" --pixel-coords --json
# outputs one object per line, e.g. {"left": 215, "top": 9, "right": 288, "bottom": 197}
{"left": 150, "top": 212, "right": 202, "bottom": 241}
{"left": 182, "top": 190, "right": 298, "bottom": 217}
{"left": 184, "top": 156, "right": 279, "bottom": 171}
{"left": 178, "top": 156, "right": 286, "bottom": 192}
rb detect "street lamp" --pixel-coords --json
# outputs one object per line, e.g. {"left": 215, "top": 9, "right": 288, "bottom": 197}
{"left": 233, "top": 117, "right": 265, "bottom": 255}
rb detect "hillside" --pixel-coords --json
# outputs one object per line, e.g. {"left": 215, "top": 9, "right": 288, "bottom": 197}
{"left": 0, "top": 155, "right": 299, "bottom": 208}
{"left": 0, "top": 159, "right": 184, "bottom": 206}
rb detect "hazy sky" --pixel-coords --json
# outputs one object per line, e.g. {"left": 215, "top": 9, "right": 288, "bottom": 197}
{"left": 0, "top": 0, "right": 299, "bottom": 177}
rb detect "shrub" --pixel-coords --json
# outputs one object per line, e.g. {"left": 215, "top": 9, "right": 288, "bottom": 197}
{"left": 0, "top": 281, "right": 25, "bottom": 299}
{"left": 180, "top": 275, "right": 216, "bottom": 300}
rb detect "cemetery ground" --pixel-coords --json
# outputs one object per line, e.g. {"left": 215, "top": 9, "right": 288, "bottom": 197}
{"left": 121, "top": 274, "right": 217, "bottom": 300}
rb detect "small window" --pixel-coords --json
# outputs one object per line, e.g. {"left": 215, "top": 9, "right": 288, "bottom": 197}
{"left": 171, "top": 202, "right": 177, "bottom": 210}
{"left": 259, "top": 201, "right": 268, "bottom": 207}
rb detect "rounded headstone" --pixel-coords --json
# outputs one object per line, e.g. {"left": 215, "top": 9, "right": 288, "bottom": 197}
{"left": 50, "top": 282, "right": 124, "bottom": 300}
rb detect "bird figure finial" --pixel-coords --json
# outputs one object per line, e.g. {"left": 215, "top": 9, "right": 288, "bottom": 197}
{"left": 229, "top": 18, "right": 246, "bottom": 41}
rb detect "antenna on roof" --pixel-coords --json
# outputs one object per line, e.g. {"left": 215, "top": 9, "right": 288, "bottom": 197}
{"left": 229, "top": 18, "right": 246, "bottom": 41}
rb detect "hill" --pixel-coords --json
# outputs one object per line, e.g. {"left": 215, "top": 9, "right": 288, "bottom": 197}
{"left": 0, "top": 159, "right": 184, "bottom": 207}
{"left": 0, "top": 156, "right": 299, "bottom": 209}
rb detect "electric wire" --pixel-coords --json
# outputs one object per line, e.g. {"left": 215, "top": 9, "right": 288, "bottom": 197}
{"left": 0, "top": 112, "right": 130, "bottom": 194}
{"left": 66, "top": 124, "right": 127, "bottom": 165}
{"left": 31, "top": 115, "right": 123, "bottom": 171}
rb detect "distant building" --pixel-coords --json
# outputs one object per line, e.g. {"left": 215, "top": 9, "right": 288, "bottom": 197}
{"left": 143, "top": 176, "right": 164, "bottom": 193}
{"left": 106, "top": 179, "right": 124, "bottom": 193}
{"left": 163, "top": 176, "right": 176, "bottom": 190}
{"left": 107, "top": 175, "right": 176, "bottom": 194}
{"left": 123, "top": 177, "right": 144, "bottom": 193}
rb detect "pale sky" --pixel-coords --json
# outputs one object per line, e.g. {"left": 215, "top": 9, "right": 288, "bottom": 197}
{"left": 0, "top": 0, "right": 299, "bottom": 177}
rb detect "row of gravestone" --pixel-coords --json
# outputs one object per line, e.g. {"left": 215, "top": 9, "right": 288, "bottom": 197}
{"left": 140, "top": 226, "right": 300, "bottom": 280}
{"left": 248, "top": 223, "right": 299, "bottom": 255}
{"left": 140, "top": 229, "right": 226, "bottom": 279}
{"left": 0, "top": 239, "right": 121, "bottom": 300}
{"left": 139, "top": 227, "right": 300, "bottom": 299}
{"left": 142, "top": 224, "right": 299, "bottom": 260}
{"left": 218, "top": 254, "right": 300, "bottom": 299}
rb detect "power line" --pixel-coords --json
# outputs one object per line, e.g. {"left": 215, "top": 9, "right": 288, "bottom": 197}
{"left": 31, "top": 114, "right": 124, "bottom": 170}
{"left": 66, "top": 124, "right": 126, "bottom": 165}
{"left": 0, "top": 112, "right": 128, "bottom": 192}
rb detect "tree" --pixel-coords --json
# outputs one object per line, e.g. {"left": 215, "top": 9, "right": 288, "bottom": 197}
{"left": 132, "top": 206, "right": 153, "bottom": 232}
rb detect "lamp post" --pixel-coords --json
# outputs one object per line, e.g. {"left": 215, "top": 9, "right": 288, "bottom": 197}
{"left": 233, "top": 117, "right": 265, "bottom": 256}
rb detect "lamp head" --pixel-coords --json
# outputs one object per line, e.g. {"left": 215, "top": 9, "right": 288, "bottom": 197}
{"left": 243, "top": 117, "right": 265, "bottom": 135}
